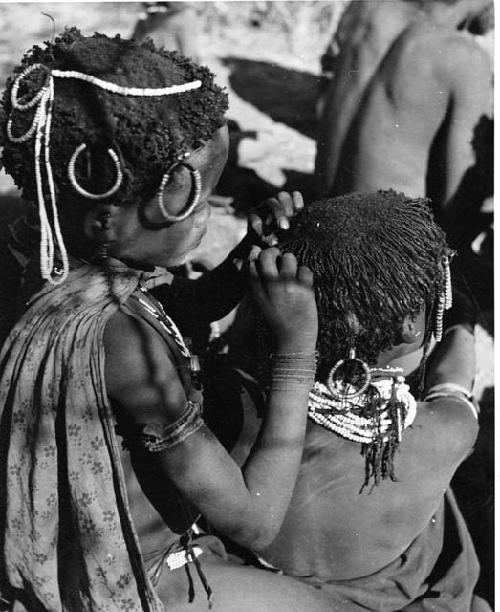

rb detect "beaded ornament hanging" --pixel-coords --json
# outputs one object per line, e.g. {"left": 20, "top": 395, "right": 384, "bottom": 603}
{"left": 7, "top": 62, "right": 202, "bottom": 285}
{"left": 308, "top": 349, "right": 417, "bottom": 490}
{"left": 433, "top": 254, "right": 453, "bottom": 342}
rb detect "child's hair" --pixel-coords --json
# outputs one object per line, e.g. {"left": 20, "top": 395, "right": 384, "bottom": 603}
{"left": 0, "top": 27, "right": 228, "bottom": 213}
{"left": 279, "top": 190, "right": 450, "bottom": 378}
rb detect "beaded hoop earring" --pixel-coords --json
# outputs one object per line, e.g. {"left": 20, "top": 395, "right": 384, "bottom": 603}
{"left": 326, "top": 347, "right": 372, "bottom": 400}
{"left": 68, "top": 143, "right": 123, "bottom": 200}
{"left": 157, "top": 153, "right": 202, "bottom": 223}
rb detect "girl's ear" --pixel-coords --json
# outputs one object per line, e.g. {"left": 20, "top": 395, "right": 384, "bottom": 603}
{"left": 83, "top": 204, "right": 115, "bottom": 242}
{"left": 400, "top": 311, "right": 425, "bottom": 345}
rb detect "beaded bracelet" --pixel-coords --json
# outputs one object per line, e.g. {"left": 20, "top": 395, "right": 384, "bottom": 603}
{"left": 138, "top": 401, "right": 204, "bottom": 452}
{"left": 424, "top": 382, "right": 478, "bottom": 420}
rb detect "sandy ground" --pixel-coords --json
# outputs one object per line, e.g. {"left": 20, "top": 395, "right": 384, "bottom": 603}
{"left": 0, "top": 2, "right": 494, "bottom": 605}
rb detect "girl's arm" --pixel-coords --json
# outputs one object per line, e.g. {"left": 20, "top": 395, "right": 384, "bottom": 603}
{"left": 104, "top": 248, "right": 317, "bottom": 551}
{"left": 425, "top": 288, "right": 478, "bottom": 393}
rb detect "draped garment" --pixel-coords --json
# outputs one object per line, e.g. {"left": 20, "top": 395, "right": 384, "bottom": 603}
{"left": 0, "top": 264, "right": 164, "bottom": 611}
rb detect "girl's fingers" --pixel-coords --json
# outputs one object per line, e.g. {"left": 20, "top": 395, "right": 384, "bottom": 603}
{"left": 275, "top": 191, "right": 294, "bottom": 229}
{"left": 248, "top": 212, "right": 263, "bottom": 237}
{"left": 248, "top": 245, "right": 262, "bottom": 261}
{"left": 248, "top": 260, "right": 267, "bottom": 302}
{"left": 252, "top": 191, "right": 304, "bottom": 238}
{"left": 260, "top": 197, "right": 282, "bottom": 230}
{"left": 276, "top": 191, "right": 294, "bottom": 215}
{"left": 260, "top": 193, "right": 291, "bottom": 231}
{"left": 257, "top": 247, "right": 281, "bottom": 280}
{"left": 297, "top": 265, "right": 314, "bottom": 288}
{"left": 278, "top": 252, "right": 298, "bottom": 279}
{"left": 291, "top": 191, "right": 304, "bottom": 211}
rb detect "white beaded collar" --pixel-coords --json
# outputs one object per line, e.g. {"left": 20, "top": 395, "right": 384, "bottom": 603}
{"left": 308, "top": 368, "right": 417, "bottom": 444}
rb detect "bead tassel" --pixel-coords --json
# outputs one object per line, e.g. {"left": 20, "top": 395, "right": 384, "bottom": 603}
{"left": 434, "top": 256, "right": 453, "bottom": 343}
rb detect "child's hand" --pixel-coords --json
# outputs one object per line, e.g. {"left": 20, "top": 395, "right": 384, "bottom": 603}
{"left": 249, "top": 248, "right": 317, "bottom": 353}
{"left": 248, "top": 191, "right": 304, "bottom": 247}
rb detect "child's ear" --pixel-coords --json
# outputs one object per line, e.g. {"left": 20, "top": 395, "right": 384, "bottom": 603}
{"left": 400, "top": 312, "right": 424, "bottom": 345}
{"left": 83, "top": 204, "right": 115, "bottom": 242}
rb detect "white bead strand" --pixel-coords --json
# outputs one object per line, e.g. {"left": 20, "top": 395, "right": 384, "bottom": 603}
{"left": 52, "top": 69, "right": 201, "bottom": 97}
{"left": 7, "top": 63, "right": 203, "bottom": 285}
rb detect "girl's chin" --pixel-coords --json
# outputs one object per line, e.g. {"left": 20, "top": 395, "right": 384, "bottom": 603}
{"left": 163, "top": 253, "right": 190, "bottom": 270}
{"left": 151, "top": 238, "right": 204, "bottom": 269}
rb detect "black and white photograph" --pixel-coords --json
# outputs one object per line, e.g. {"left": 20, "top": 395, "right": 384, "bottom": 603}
{"left": 0, "top": 1, "right": 494, "bottom": 610}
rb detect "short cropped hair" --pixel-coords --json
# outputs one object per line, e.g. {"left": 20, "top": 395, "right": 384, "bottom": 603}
{"left": 0, "top": 28, "right": 228, "bottom": 212}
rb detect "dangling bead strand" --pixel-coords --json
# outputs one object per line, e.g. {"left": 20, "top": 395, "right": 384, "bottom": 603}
{"left": 7, "top": 63, "right": 203, "bottom": 285}
{"left": 435, "top": 255, "right": 453, "bottom": 342}
{"left": 444, "top": 255, "right": 453, "bottom": 310}
{"left": 43, "top": 77, "right": 68, "bottom": 284}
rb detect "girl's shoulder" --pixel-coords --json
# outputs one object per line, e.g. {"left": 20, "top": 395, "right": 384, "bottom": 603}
{"left": 412, "top": 389, "right": 479, "bottom": 468}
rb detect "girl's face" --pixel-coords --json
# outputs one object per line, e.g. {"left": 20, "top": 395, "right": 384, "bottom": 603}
{"left": 111, "top": 125, "right": 229, "bottom": 269}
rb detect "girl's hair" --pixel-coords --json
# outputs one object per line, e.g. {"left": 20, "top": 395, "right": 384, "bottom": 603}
{"left": 0, "top": 27, "right": 228, "bottom": 213}
{"left": 279, "top": 190, "right": 450, "bottom": 380}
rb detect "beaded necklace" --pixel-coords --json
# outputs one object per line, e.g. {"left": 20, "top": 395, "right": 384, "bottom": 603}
{"left": 136, "top": 283, "right": 192, "bottom": 360}
{"left": 308, "top": 368, "right": 417, "bottom": 445}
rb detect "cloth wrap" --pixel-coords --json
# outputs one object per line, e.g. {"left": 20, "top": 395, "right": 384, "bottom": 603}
{"left": 0, "top": 264, "right": 166, "bottom": 611}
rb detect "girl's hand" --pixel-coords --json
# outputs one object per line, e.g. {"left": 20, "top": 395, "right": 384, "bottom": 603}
{"left": 249, "top": 247, "right": 317, "bottom": 353}
{"left": 229, "top": 191, "right": 304, "bottom": 265}
{"left": 248, "top": 190, "right": 304, "bottom": 247}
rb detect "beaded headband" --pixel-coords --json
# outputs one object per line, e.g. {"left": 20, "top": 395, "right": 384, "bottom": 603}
{"left": 7, "top": 62, "right": 202, "bottom": 285}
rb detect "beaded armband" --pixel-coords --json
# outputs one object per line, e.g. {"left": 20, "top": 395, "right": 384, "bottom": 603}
{"left": 424, "top": 382, "right": 478, "bottom": 420}
{"left": 138, "top": 401, "right": 204, "bottom": 452}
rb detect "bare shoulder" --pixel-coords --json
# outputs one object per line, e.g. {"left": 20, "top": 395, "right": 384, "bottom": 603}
{"left": 444, "top": 31, "right": 491, "bottom": 70}
{"left": 413, "top": 26, "right": 490, "bottom": 73}
{"left": 388, "top": 25, "right": 492, "bottom": 99}
{"left": 104, "top": 308, "right": 187, "bottom": 424}
{"left": 418, "top": 395, "right": 479, "bottom": 460}
{"left": 399, "top": 23, "right": 489, "bottom": 58}
{"left": 441, "top": 29, "right": 491, "bottom": 56}
{"left": 436, "top": 32, "right": 492, "bottom": 104}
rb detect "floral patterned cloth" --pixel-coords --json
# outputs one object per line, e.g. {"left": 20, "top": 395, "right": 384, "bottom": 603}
{"left": 0, "top": 264, "right": 165, "bottom": 611}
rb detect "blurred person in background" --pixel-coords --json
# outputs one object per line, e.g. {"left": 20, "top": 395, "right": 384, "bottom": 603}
{"left": 132, "top": 2, "right": 201, "bottom": 62}
{"left": 315, "top": 0, "right": 423, "bottom": 120}
{"left": 315, "top": 0, "right": 493, "bottom": 249}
